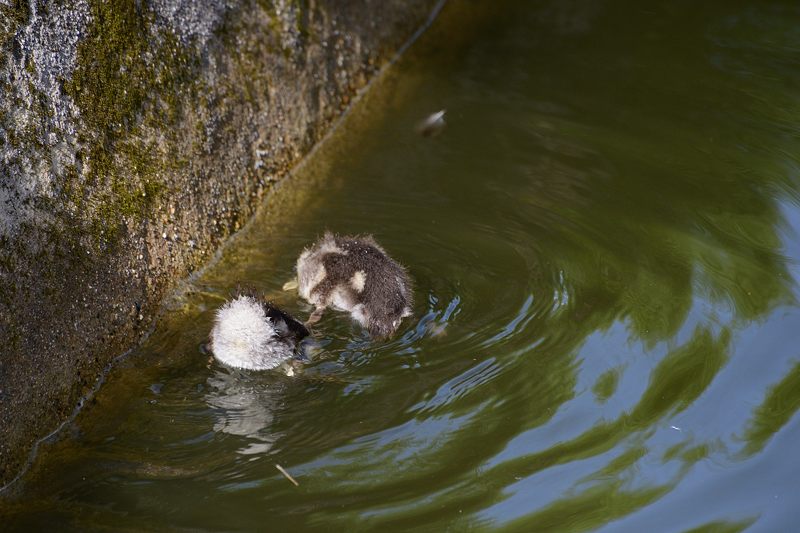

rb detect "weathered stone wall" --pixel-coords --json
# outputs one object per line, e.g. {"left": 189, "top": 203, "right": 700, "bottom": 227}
{"left": 0, "top": 0, "right": 436, "bottom": 488}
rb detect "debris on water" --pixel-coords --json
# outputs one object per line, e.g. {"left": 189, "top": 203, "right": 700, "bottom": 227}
{"left": 275, "top": 464, "right": 299, "bottom": 486}
{"left": 670, "top": 425, "right": 682, "bottom": 432}
{"left": 149, "top": 383, "right": 163, "bottom": 395}
{"left": 282, "top": 278, "right": 298, "bottom": 291}
{"left": 417, "top": 109, "right": 446, "bottom": 137}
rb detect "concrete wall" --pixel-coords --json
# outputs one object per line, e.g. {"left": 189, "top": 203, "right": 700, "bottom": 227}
{"left": 0, "top": 0, "right": 437, "bottom": 488}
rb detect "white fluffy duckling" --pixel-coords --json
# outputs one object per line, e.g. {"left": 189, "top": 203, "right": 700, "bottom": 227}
{"left": 295, "top": 232, "right": 413, "bottom": 338}
{"left": 210, "top": 291, "right": 309, "bottom": 370}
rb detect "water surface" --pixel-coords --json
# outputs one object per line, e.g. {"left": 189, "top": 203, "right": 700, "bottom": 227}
{"left": 5, "top": 1, "right": 800, "bottom": 531}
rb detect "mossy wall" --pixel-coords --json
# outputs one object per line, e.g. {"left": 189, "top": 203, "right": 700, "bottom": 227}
{"left": 0, "top": 0, "right": 436, "bottom": 488}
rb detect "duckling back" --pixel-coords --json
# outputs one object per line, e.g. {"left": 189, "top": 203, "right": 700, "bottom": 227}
{"left": 210, "top": 295, "right": 308, "bottom": 370}
{"left": 296, "top": 233, "right": 412, "bottom": 338}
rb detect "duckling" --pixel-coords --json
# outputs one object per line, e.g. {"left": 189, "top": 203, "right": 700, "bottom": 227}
{"left": 295, "top": 232, "right": 413, "bottom": 338}
{"left": 210, "top": 291, "right": 309, "bottom": 371}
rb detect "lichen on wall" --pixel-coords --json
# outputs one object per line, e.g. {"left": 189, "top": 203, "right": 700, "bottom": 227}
{"left": 0, "top": 0, "right": 88, "bottom": 240}
{"left": 0, "top": 0, "right": 436, "bottom": 489}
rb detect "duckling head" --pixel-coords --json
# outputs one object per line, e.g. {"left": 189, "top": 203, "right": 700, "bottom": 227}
{"left": 210, "top": 295, "right": 308, "bottom": 371}
{"left": 362, "top": 299, "right": 414, "bottom": 339}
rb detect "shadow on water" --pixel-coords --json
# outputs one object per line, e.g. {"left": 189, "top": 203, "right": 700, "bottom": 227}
{"left": 4, "top": 0, "right": 800, "bottom": 531}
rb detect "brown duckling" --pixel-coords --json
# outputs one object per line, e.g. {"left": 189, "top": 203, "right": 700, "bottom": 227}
{"left": 295, "top": 232, "right": 413, "bottom": 338}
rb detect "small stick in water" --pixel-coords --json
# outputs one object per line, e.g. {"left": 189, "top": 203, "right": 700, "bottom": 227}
{"left": 275, "top": 464, "right": 300, "bottom": 486}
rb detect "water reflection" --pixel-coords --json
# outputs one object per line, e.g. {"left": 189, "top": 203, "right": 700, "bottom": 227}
{"left": 205, "top": 369, "right": 284, "bottom": 456}
{"left": 741, "top": 361, "right": 800, "bottom": 457}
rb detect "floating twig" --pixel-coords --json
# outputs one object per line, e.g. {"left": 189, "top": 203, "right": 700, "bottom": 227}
{"left": 275, "top": 464, "right": 299, "bottom": 487}
{"left": 417, "top": 109, "right": 446, "bottom": 137}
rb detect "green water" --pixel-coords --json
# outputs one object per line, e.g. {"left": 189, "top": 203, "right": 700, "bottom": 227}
{"left": 5, "top": 1, "right": 800, "bottom": 530}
